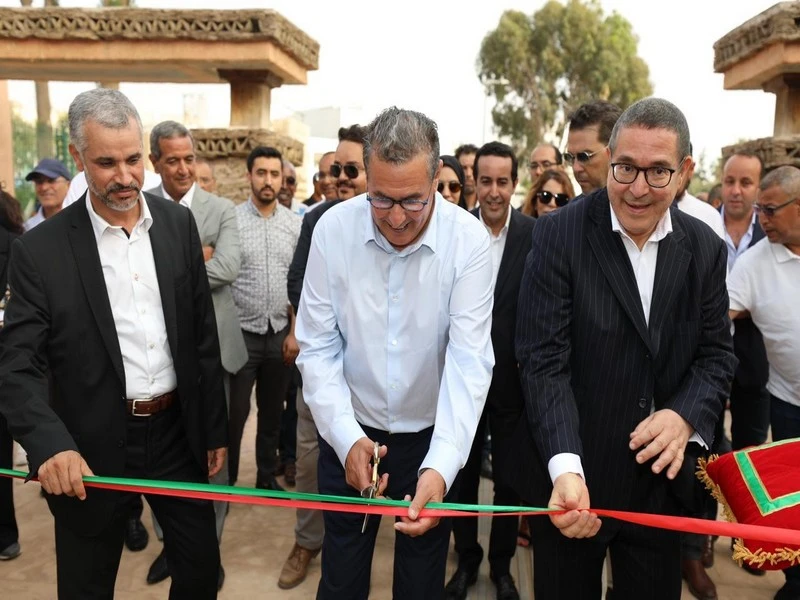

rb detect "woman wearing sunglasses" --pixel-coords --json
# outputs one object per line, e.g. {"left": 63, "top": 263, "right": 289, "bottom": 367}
{"left": 522, "top": 168, "right": 576, "bottom": 217}
{"left": 438, "top": 155, "right": 466, "bottom": 207}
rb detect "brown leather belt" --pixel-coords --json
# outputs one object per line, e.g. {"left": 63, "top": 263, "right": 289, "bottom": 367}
{"left": 126, "top": 391, "right": 177, "bottom": 417}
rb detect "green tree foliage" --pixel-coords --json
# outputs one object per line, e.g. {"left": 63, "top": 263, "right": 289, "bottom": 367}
{"left": 477, "top": 0, "right": 653, "bottom": 153}
{"left": 11, "top": 107, "right": 37, "bottom": 214}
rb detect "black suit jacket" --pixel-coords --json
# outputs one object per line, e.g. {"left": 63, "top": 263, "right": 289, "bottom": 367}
{"left": 0, "top": 226, "right": 14, "bottom": 298}
{"left": 288, "top": 199, "right": 343, "bottom": 311}
{"left": 470, "top": 207, "right": 535, "bottom": 413}
{"left": 731, "top": 221, "right": 769, "bottom": 387}
{"left": 510, "top": 189, "right": 736, "bottom": 512}
{"left": 0, "top": 193, "right": 226, "bottom": 534}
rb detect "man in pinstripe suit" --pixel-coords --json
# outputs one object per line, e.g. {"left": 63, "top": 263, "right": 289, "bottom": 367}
{"left": 512, "top": 97, "right": 736, "bottom": 599}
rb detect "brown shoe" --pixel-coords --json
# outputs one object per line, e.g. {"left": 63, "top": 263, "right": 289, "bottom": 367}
{"left": 681, "top": 558, "right": 717, "bottom": 600}
{"left": 278, "top": 542, "right": 321, "bottom": 589}
{"left": 284, "top": 462, "right": 296, "bottom": 487}
{"left": 701, "top": 535, "right": 714, "bottom": 568}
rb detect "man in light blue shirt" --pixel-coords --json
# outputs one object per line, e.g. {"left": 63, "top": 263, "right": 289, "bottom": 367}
{"left": 296, "top": 107, "right": 495, "bottom": 599}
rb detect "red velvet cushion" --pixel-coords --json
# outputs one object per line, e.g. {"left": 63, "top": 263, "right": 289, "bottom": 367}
{"left": 702, "top": 438, "right": 800, "bottom": 570}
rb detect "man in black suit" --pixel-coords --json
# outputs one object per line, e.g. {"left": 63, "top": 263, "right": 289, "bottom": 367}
{"left": 445, "top": 142, "right": 534, "bottom": 600}
{"left": 511, "top": 97, "right": 736, "bottom": 599}
{"left": 0, "top": 88, "right": 226, "bottom": 599}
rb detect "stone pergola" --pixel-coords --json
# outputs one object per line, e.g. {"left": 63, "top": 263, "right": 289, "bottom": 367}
{"left": 0, "top": 7, "right": 319, "bottom": 201}
{"left": 715, "top": 2, "right": 800, "bottom": 170}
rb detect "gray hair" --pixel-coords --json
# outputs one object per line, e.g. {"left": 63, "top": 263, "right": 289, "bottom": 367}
{"left": 68, "top": 88, "right": 142, "bottom": 154}
{"left": 363, "top": 107, "right": 440, "bottom": 180}
{"left": 608, "top": 97, "right": 691, "bottom": 164}
{"left": 149, "top": 120, "right": 194, "bottom": 161}
{"left": 760, "top": 165, "right": 800, "bottom": 197}
{"left": 282, "top": 159, "right": 296, "bottom": 174}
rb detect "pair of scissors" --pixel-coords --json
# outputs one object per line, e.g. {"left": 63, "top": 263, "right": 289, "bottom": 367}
{"left": 361, "top": 441, "right": 381, "bottom": 533}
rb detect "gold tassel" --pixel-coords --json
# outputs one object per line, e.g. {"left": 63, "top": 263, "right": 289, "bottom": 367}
{"left": 732, "top": 539, "right": 800, "bottom": 569}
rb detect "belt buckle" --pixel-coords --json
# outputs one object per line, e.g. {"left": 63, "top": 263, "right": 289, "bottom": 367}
{"left": 130, "top": 398, "right": 153, "bottom": 417}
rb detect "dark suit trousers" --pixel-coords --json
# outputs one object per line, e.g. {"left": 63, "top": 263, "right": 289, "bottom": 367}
{"left": 729, "top": 379, "right": 770, "bottom": 451}
{"left": 770, "top": 396, "right": 800, "bottom": 592}
{"left": 451, "top": 404, "right": 519, "bottom": 576}
{"left": 529, "top": 485, "right": 681, "bottom": 600}
{"left": 228, "top": 326, "right": 291, "bottom": 485}
{"left": 317, "top": 425, "right": 452, "bottom": 600}
{"left": 0, "top": 415, "right": 18, "bottom": 550}
{"left": 54, "top": 402, "right": 219, "bottom": 600}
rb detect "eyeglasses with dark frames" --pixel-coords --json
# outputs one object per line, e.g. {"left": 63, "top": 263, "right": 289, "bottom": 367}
{"left": 610, "top": 163, "right": 676, "bottom": 189}
{"left": 754, "top": 196, "right": 798, "bottom": 218}
{"left": 536, "top": 190, "right": 570, "bottom": 207}
{"left": 330, "top": 163, "right": 362, "bottom": 179}
{"left": 437, "top": 181, "right": 462, "bottom": 195}
{"left": 367, "top": 187, "right": 432, "bottom": 213}
{"left": 563, "top": 150, "right": 599, "bottom": 165}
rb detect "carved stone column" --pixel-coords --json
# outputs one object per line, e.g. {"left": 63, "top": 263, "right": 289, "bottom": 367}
{"left": 191, "top": 128, "right": 303, "bottom": 203}
{"left": 220, "top": 69, "right": 283, "bottom": 129}
{"left": 0, "top": 81, "right": 13, "bottom": 193}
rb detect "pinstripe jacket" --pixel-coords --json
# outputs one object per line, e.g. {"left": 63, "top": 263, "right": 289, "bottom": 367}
{"left": 510, "top": 188, "right": 736, "bottom": 512}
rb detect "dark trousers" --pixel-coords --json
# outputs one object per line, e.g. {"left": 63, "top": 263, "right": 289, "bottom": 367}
{"left": 0, "top": 415, "right": 18, "bottom": 550}
{"left": 279, "top": 367, "right": 300, "bottom": 465}
{"left": 54, "top": 402, "right": 219, "bottom": 600}
{"left": 681, "top": 404, "right": 730, "bottom": 560}
{"left": 770, "top": 395, "right": 800, "bottom": 592}
{"left": 729, "top": 380, "right": 770, "bottom": 450}
{"left": 228, "top": 326, "right": 291, "bottom": 485}
{"left": 317, "top": 424, "right": 452, "bottom": 600}
{"left": 451, "top": 404, "right": 520, "bottom": 577}
{"left": 530, "top": 514, "right": 681, "bottom": 600}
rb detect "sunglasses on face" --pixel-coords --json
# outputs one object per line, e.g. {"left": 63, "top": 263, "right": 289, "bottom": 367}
{"left": 437, "top": 181, "right": 462, "bottom": 195}
{"left": 754, "top": 196, "right": 797, "bottom": 218}
{"left": 563, "top": 150, "right": 599, "bottom": 165}
{"left": 536, "top": 191, "right": 570, "bottom": 207}
{"left": 330, "top": 163, "right": 361, "bottom": 179}
{"left": 285, "top": 176, "right": 296, "bottom": 186}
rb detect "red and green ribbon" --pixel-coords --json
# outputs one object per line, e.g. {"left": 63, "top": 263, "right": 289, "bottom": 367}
{"left": 1, "top": 468, "right": 798, "bottom": 546}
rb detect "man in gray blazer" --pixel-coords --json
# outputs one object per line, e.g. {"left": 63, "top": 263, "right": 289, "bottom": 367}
{"left": 139, "top": 120, "right": 247, "bottom": 589}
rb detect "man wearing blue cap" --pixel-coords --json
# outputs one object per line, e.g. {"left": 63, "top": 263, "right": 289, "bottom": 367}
{"left": 24, "top": 158, "right": 71, "bottom": 231}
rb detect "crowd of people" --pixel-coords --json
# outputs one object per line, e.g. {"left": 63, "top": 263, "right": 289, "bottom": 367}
{"left": 0, "top": 86, "right": 798, "bottom": 600}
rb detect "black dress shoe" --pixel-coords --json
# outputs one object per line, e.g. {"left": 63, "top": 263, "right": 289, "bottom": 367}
{"left": 775, "top": 581, "right": 800, "bottom": 600}
{"left": 256, "top": 476, "right": 285, "bottom": 492}
{"left": 444, "top": 567, "right": 478, "bottom": 600}
{"left": 146, "top": 549, "right": 170, "bottom": 585}
{"left": 491, "top": 573, "right": 520, "bottom": 600}
{"left": 124, "top": 517, "right": 149, "bottom": 552}
{"left": 217, "top": 564, "right": 225, "bottom": 591}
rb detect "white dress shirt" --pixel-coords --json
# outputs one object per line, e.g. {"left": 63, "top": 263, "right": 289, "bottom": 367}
{"left": 677, "top": 193, "right": 725, "bottom": 240}
{"left": 721, "top": 207, "right": 757, "bottom": 273}
{"left": 548, "top": 206, "right": 703, "bottom": 484}
{"left": 85, "top": 194, "right": 177, "bottom": 399}
{"left": 479, "top": 206, "right": 512, "bottom": 288}
{"left": 728, "top": 239, "right": 800, "bottom": 407}
{"left": 160, "top": 182, "right": 196, "bottom": 209}
{"left": 295, "top": 194, "right": 495, "bottom": 491}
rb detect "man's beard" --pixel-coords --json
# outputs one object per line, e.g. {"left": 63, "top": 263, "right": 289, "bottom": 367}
{"left": 88, "top": 175, "right": 140, "bottom": 213}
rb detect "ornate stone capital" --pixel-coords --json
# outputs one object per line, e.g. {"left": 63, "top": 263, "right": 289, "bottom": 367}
{"left": 0, "top": 7, "right": 319, "bottom": 71}
{"left": 722, "top": 135, "right": 800, "bottom": 172}
{"left": 714, "top": 3, "right": 800, "bottom": 73}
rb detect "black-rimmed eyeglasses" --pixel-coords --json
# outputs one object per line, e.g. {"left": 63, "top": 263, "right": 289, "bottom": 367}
{"left": 536, "top": 191, "right": 570, "bottom": 207}
{"left": 754, "top": 197, "right": 797, "bottom": 218}
{"left": 367, "top": 192, "right": 430, "bottom": 212}
{"left": 330, "top": 163, "right": 362, "bottom": 179}
{"left": 611, "top": 163, "right": 676, "bottom": 189}
{"left": 563, "top": 150, "right": 599, "bottom": 165}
